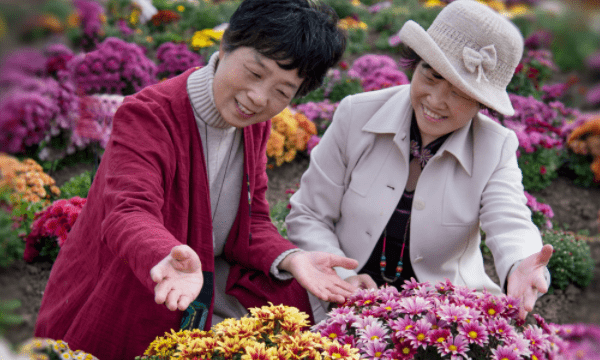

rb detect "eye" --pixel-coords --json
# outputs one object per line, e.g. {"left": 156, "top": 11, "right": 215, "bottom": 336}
{"left": 247, "top": 68, "right": 261, "bottom": 79}
{"left": 278, "top": 89, "right": 290, "bottom": 98}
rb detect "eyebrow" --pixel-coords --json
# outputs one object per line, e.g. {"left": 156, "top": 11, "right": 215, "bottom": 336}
{"left": 421, "top": 62, "right": 445, "bottom": 80}
{"left": 253, "top": 52, "right": 300, "bottom": 91}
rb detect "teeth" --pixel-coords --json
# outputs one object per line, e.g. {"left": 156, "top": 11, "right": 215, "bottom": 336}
{"left": 423, "top": 106, "right": 442, "bottom": 119}
{"left": 237, "top": 101, "right": 253, "bottom": 115}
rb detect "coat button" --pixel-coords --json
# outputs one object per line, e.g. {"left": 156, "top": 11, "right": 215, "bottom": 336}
{"left": 414, "top": 256, "right": 424, "bottom": 263}
{"left": 413, "top": 199, "right": 425, "bottom": 210}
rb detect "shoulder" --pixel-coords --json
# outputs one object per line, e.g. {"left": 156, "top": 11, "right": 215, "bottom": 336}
{"left": 472, "top": 112, "right": 519, "bottom": 154}
{"left": 335, "top": 85, "right": 411, "bottom": 127}
{"left": 121, "top": 68, "right": 197, "bottom": 115}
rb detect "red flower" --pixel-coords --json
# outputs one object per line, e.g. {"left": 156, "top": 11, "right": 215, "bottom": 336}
{"left": 339, "top": 61, "right": 349, "bottom": 70}
{"left": 540, "top": 166, "right": 547, "bottom": 175}
{"left": 514, "top": 63, "right": 523, "bottom": 74}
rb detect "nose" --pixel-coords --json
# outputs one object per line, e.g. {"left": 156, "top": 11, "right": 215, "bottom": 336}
{"left": 247, "top": 83, "right": 268, "bottom": 108}
{"left": 428, "top": 82, "right": 451, "bottom": 108}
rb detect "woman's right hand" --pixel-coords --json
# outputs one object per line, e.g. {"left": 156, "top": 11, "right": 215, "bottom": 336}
{"left": 345, "top": 274, "right": 378, "bottom": 290}
{"left": 150, "top": 245, "right": 203, "bottom": 311}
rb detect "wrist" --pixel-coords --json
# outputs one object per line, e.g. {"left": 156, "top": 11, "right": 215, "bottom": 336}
{"left": 277, "top": 250, "right": 303, "bottom": 272}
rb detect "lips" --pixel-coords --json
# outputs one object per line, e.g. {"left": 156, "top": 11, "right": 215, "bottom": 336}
{"left": 235, "top": 100, "right": 254, "bottom": 119}
{"left": 422, "top": 105, "right": 445, "bottom": 123}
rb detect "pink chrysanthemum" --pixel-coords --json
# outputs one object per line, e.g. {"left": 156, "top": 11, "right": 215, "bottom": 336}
{"left": 438, "top": 334, "right": 469, "bottom": 359}
{"left": 458, "top": 321, "right": 489, "bottom": 347}
{"left": 438, "top": 303, "right": 470, "bottom": 323}
{"left": 405, "top": 318, "right": 431, "bottom": 349}
{"left": 362, "top": 339, "right": 392, "bottom": 360}
{"left": 491, "top": 345, "right": 520, "bottom": 360}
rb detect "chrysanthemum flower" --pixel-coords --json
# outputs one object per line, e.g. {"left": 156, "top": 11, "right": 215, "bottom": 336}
{"left": 438, "top": 303, "right": 470, "bottom": 323}
{"left": 405, "top": 318, "right": 432, "bottom": 349}
{"left": 399, "top": 296, "right": 432, "bottom": 316}
{"left": 361, "top": 339, "right": 392, "bottom": 360}
{"left": 438, "top": 334, "right": 469, "bottom": 359}
{"left": 458, "top": 321, "right": 489, "bottom": 347}
{"left": 358, "top": 323, "right": 389, "bottom": 343}
{"left": 491, "top": 345, "right": 519, "bottom": 360}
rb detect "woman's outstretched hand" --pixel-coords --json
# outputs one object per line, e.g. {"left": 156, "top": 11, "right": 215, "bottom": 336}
{"left": 507, "top": 244, "right": 553, "bottom": 320}
{"left": 345, "top": 274, "right": 378, "bottom": 290}
{"left": 150, "top": 245, "right": 204, "bottom": 311}
{"left": 279, "top": 251, "right": 359, "bottom": 304}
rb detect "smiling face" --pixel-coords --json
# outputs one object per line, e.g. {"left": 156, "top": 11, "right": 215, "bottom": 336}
{"left": 410, "top": 61, "right": 481, "bottom": 146}
{"left": 212, "top": 45, "right": 304, "bottom": 128}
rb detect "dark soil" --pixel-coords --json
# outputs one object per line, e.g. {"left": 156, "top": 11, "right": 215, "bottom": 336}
{"left": 1, "top": 158, "right": 599, "bottom": 347}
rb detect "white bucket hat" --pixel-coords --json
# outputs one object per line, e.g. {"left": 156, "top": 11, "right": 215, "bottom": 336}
{"left": 399, "top": 0, "right": 523, "bottom": 116}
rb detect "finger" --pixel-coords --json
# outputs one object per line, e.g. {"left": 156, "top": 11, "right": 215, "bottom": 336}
{"left": 150, "top": 265, "right": 165, "bottom": 283}
{"left": 327, "top": 254, "right": 359, "bottom": 270}
{"left": 171, "top": 245, "right": 192, "bottom": 261}
{"left": 537, "top": 244, "right": 553, "bottom": 266}
{"left": 165, "top": 288, "right": 183, "bottom": 311}
{"left": 178, "top": 294, "right": 193, "bottom": 311}
{"left": 533, "top": 274, "right": 549, "bottom": 294}
{"left": 361, "top": 275, "right": 378, "bottom": 289}
{"left": 154, "top": 281, "right": 172, "bottom": 304}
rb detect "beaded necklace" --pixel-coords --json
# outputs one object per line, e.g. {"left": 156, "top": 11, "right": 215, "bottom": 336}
{"left": 379, "top": 117, "right": 451, "bottom": 284}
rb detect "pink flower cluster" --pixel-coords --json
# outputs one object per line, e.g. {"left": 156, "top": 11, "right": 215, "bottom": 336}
{"left": 24, "top": 197, "right": 87, "bottom": 262}
{"left": 0, "top": 80, "right": 58, "bottom": 153}
{"left": 295, "top": 100, "right": 339, "bottom": 133}
{"left": 73, "top": 0, "right": 105, "bottom": 38}
{"left": 556, "top": 323, "right": 600, "bottom": 360}
{"left": 313, "top": 280, "right": 564, "bottom": 360}
{"left": 71, "top": 37, "right": 157, "bottom": 95}
{"left": 155, "top": 42, "right": 205, "bottom": 80}
{"left": 503, "top": 94, "right": 574, "bottom": 154}
{"left": 348, "top": 54, "right": 409, "bottom": 92}
{"left": 524, "top": 191, "right": 554, "bottom": 229}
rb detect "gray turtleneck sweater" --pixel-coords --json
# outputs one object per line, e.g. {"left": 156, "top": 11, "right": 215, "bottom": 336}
{"left": 186, "top": 52, "right": 298, "bottom": 277}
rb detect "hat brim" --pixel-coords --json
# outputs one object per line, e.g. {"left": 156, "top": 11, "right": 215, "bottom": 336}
{"left": 399, "top": 20, "right": 515, "bottom": 116}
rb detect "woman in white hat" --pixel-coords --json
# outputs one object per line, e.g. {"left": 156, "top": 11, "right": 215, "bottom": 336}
{"left": 286, "top": 0, "right": 553, "bottom": 322}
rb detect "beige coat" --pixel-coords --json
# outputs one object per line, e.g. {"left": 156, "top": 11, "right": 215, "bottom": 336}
{"left": 286, "top": 85, "right": 542, "bottom": 295}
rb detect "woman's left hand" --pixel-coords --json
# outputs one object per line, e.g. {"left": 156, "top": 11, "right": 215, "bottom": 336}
{"left": 279, "top": 251, "right": 359, "bottom": 303}
{"left": 507, "top": 244, "right": 553, "bottom": 319}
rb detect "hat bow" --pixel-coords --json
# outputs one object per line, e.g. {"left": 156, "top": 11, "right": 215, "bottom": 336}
{"left": 462, "top": 45, "right": 497, "bottom": 83}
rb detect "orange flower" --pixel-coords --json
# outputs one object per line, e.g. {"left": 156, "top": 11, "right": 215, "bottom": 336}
{"left": 567, "top": 117, "right": 600, "bottom": 181}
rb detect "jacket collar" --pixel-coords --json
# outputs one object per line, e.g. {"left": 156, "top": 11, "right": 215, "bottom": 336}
{"left": 361, "top": 85, "right": 474, "bottom": 176}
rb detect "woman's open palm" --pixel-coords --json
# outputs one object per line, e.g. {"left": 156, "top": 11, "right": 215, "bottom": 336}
{"left": 150, "top": 245, "right": 204, "bottom": 311}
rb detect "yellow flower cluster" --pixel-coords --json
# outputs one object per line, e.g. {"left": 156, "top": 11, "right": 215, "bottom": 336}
{"left": 337, "top": 16, "right": 368, "bottom": 31}
{"left": 19, "top": 338, "right": 98, "bottom": 360}
{"left": 0, "top": 153, "right": 60, "bottom": 206}
{"left": 191, "top": 29, "right": 224, "bottom": 49}
{"left": 142, "top": 304, "right": 360, "bottom": 360}
{"left": 423, "top": 0, "right": 531, "bottom": 18}
{"left": 267, "top": 107, "right": 317, "bottom": 167}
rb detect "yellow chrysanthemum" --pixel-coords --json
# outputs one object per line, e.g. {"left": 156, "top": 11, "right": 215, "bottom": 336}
{"left": 177, "top": 5, "right": 185, "bottom": 12}
{"left": 480, "top": 0, "right": 506, "bottom": 13}
{"left": 191, "top": 29, "right": 225, "bottom": 49}
{"left": 423, "top": 0, "right": 444, "bottom": 8}
{"left": 267, "top": 129, "right": 286, "bottom": 159}
{"left": 67, "top": 12, "right": 80, "bottom": 28}
{"left": 129, "top": 8, "right": 140, "bottom": 26}
{"left": 351, "top": 0, "right": 361, "bottom": 6}
{"left": 506, "top": 4, "right": 531, "bottom": 18}
{"left": 338, "top": 17, "right": 367, "bottom": 31}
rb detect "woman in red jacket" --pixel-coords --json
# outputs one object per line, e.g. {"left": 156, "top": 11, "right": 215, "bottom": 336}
{"left": 35, "top": 0, "right": 358, "bottom": 358}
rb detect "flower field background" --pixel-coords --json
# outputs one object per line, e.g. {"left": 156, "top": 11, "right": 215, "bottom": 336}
{"left": 1, "top": 0, "right": 600, "bottom": 357}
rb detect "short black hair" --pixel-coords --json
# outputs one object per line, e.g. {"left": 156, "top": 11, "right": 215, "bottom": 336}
{"left": 397, "top": 43, "right": 421, "bottom": 72}
{"left": 222, "top": 0, "right": 346, "bottom": 98}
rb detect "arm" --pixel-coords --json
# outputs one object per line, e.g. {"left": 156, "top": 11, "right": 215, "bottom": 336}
{"left": 285, "top": 97, "right": 359, "bottom": 281}
{"left": 100, "top": 99, "right": 184, "bottom": 293}
{"left": 479, "top": 130, "right": 549, "bottom": 317}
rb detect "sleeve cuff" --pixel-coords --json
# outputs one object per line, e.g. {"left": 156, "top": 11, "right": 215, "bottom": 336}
{"left": 505, "top": 259, "right": 552, "bottom": 298}
{"left": 271, "top": 249, "right": 304, "bottom": 280}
